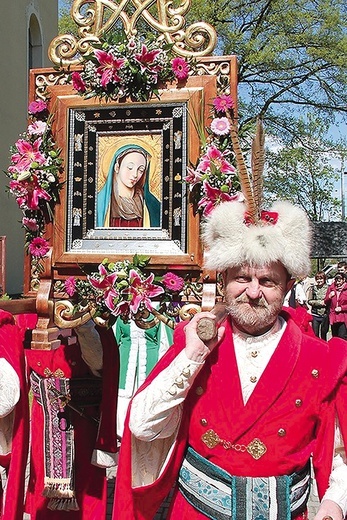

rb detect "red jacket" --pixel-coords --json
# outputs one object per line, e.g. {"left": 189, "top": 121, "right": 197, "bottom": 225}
{"left": 0, "top": 310, "right": 29, "bottom": 520}
{"left": 113, "top": 310, "right": 347, "bottom": 519}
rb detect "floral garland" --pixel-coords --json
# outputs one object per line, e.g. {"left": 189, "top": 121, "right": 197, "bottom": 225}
{"left": 6, "top": 100, "right": 63, "bottom": 259}
{"left": 57, "top": 255, "right": 188, "bottom": 327}
{"left": 185, "top": 94, "right": 242, "bottom": 217}
{"left": 70, "top": 32, "right": 192, "bottom": 102}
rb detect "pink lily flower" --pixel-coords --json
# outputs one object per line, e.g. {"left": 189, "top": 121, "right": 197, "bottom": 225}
{"left": 27, "top": 185, "right": 51, "bottom": 210}
{"left": 88, "top": 264, "right": 118, "bottom": 293}
{"left": 94, "top": 50, "right": 125, "bottom": 88}
{"left": 11, "top": 138, "right": 46, "bottom": 172}
{"left": 198, "top": 181, "right": 239, "bottom": 216}
{"left": 104, "top": 288, "right": 121, "bottom": 313}
{"left": 134, "top": 44, "right": 161, "bottom": 72}
{"left": 9, "top": 177, "right": 51, "bottom": 210}
{"left": 197, "top": 146, "right": 235, "bottom": 175}
{"left": 106, "top": 298, "right": 130, "bottom": 317}
{"left": 185, "top": 167, "right": 203, "bottom": 187}
{"left": 123, "top": 269, "right": 164, "bottom": 313}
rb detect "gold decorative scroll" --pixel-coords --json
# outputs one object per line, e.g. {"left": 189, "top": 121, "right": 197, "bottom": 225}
{"left": 54, "top": 299, "right": 201, "bottom": 330}
{"left": 54, "top": 299, "right": 97, "bottom": 329}
{"left": 49, "top": 0, "right": 217, "bottom": 66}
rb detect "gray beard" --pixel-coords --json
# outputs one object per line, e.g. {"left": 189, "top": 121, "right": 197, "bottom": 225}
{"left": 225, "top": 294, "right": 283, "bottom": 333}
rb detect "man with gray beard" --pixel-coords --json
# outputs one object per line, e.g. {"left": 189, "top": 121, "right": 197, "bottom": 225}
{"left": 113, "top": 200, "right": 347, "bottom": 520}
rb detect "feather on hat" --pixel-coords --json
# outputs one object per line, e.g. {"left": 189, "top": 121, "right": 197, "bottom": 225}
{"left": 202, "top": 119, "right": 312, "bottom": 278}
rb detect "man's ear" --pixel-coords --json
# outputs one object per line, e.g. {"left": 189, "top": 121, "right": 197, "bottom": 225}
{"left": 286, "top": 278, "right": 296, "bottom": 292}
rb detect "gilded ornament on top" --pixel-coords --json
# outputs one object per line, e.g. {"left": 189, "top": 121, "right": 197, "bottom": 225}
{"left": 49, "top": 0, "right": 217, "bottom": 66}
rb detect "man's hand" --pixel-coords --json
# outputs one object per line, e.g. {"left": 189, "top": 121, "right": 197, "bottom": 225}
{"left": 184, "top": 311, "right": 225, "bottom": 363}
{"left": 314, "top": 499, "right": 343, "bottom": 520}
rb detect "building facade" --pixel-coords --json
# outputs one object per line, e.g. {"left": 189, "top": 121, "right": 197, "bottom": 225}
{"left": 0, "top": 0, "right": 58, "bottom": 295}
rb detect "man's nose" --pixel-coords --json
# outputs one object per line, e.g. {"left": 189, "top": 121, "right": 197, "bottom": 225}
{"left": 245, "top": 280, "right": 262, "bottom": 299}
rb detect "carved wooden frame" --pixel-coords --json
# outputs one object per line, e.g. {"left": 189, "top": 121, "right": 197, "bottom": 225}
{"left": 46, "top": 74, "right": 217, "bottom": 273}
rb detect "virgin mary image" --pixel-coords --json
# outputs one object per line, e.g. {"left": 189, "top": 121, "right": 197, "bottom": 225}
{"left": 97, "top": 144, "right": 161, "bottom": 228}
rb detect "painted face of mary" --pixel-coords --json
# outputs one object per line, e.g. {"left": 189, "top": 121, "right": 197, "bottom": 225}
{"left": 115, "top": 151, "right": 147, "bottom": 197}
{"left": 97, "top": 144, "right": 161, "bottom": 228}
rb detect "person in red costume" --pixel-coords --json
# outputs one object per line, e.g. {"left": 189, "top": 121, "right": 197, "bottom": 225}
{"left": 24, "top": 318, "right": 119, "bottom": 519}
{"left": 0, "top": 309, "right": 29, "bottom": 520}
{"left": 113, "top": 200, "right": 347, "bottom": 520}
{"left": 324, "top": 273, "right": 347, "bottom": 340}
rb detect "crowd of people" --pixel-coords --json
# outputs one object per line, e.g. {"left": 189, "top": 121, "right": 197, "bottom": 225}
{"left": 286, "top": 261, "right": 347, "bottom": 341}
{"left": 0, "top": 200, "right": 347, "bottom": 520}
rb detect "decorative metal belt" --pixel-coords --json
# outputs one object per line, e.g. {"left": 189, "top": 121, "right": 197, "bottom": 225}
{"left": 201, "top": 428, "right": 267, "bottom": 460}
{"left": 178, "top": 446, "right": 311, "bottom": 520}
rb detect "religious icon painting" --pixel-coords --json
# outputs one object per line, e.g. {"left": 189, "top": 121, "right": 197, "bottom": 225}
{"left": 46, "top": 75, "right": 217, "bottom": 269}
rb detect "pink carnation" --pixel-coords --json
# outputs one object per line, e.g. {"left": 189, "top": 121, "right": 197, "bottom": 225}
{"left": 28, "top": 237, "right": 50, "bottom": 258}
{"left": 28, "top": 100, "right": 48, "bottom": 115}
{"left": 71, "top": 71, "right": 87, "bottom": 93}
{"left": 213, "top": 95, "right": 234, "bottom": 113}
{"left": 171, "top": 58, "right": 190, "bottom": 81}
{"left": 64, "top": 276, "right": 77, "bottom": 297}
{"left": 162, "top": 272, "right": 185, "bottom": 292}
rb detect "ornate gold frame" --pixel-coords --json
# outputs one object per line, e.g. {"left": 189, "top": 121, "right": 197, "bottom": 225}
{"left": 45, "top": 74, "right": 216, "bottom": 273}
{"left": 49, "top": 0, "right": 217, "bottom": 66}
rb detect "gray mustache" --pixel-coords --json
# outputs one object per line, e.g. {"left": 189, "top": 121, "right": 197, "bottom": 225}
{"left": 235, "top": 294, "right": 269, "bottom": 308}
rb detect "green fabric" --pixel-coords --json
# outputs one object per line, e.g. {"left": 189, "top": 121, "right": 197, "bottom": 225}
{"left": 115, "top": 317, "right": 173, "bottom": 393}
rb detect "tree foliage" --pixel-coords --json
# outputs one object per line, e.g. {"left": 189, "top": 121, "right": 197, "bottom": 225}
{"left": 188, "top": 0, "right": 347, "bottom": 137}
{"left": 58, "top": 0, "right": 78, "bottom": 36}
{"left": 57, "top": 0, "right": 347, "bottom": 218}
{"left": 264, "top": 115, "right": 341, "bottom": 221}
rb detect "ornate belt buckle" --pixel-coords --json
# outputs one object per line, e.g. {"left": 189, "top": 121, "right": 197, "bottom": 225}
{"left": 201, "top": 429, "right": 220, "bottom": 449}
{"left": 246, "top": 438, "right": 267, "bottom": 460}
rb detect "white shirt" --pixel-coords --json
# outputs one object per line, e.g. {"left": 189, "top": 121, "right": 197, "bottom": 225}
{"left": 0, "top": 358, "right": 20, "bottom": 456}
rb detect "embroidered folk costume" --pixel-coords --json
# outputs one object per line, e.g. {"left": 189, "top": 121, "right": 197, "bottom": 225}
{"left": 113, "top": 121, "right": 347, "bottom": 520}
{"left": 25, "top": 320, "right": 119, "bottom": 519}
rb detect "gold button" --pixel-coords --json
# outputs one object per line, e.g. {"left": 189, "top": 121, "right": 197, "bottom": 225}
{"left": 251, "top": 351, "right": 258, "bottom": 358}
{"left": 250, "top": 376, "right": 257, "bottom": 383}
{"left": 182, "top": 366, "right": 191, "bottom": 377}
{"left": 196, "top": 386, "right": 204, "bottom": 395}
{"left": 175, "top": 376, "right": 183, "bottom": 386}
{"left": 278, "top": 428, "right": 286, "bottom": 437}
{"left": 295, "top": 399, "right": 302, "bottom": 407}
{"left": 200, "top": 418, "right": 208, "bottom": 426}
{"left": 168, "top": 385, "right": 177, "bottom": 396}
{"left": 311, "top": 369, "right": 319, "bottom": 378}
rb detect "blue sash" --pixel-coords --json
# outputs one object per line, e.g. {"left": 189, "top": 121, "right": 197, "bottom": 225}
{"left": 178, "top": 446, "right": 310, "bottom": 520}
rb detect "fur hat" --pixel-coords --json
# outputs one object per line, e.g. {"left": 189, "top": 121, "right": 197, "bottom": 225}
{"left": 202, "top": 200, "right": 312, "bottom": 278}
